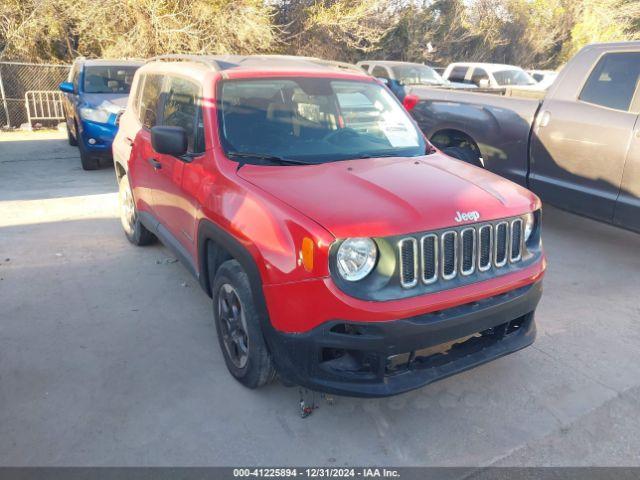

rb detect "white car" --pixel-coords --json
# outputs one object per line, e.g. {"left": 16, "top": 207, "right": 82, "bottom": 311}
{"left": 527, "top": 69, "right": 559, "bottom": 90}
{"left": 443, "top": 62, "right": 542, "bottom": 91}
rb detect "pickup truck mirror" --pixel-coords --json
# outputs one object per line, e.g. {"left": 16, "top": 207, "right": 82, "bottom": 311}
{"left": 151, "top": 126, "right": 188, "bottom": 156}
{"left": 59, "top": 81, "right": 75, "bottom": 94}
{"left": 478, "top": 79, "right": 490, "bottom": 89}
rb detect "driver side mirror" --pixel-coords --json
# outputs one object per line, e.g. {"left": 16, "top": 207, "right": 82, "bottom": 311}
{"left": 151, "top": 126, "right": 188, "bottom": 156}
{"left": 59, "top": 81, "right": 75, "bottom": 94}
{"left": 478, "top": 79, "right": 490, "bottom": 89}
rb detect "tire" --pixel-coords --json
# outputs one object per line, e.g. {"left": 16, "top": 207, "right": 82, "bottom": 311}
{"left": 118, "top": 174, "right": 156, "bottom": 246}
{"left": 442, "top": 146, "right": 483, "bottom": 168}
{"left": 78, "top": 135, "right": 100, "bottom": 170}
{"left": 66, "top": 121, "right": 78, "bottom": 146}
{"left": 212, "top": 259, "right": 276, "bottom": 389}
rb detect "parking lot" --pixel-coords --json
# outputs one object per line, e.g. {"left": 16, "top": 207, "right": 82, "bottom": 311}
{"left": 1, "top": 130, "right": 640, "bottom": 466}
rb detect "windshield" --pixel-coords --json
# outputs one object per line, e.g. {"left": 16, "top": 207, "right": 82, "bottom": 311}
{"left": 83, "top": 66, "right": 139, "bottom": 94}
{"left": 493, "top": 69, "right": 536, "bottom": 86}
{"left": 218, "top": 78, "right": 427, "bottom": 164}
{"left": 391, "top": 65, "right": 445, "bottom": 85}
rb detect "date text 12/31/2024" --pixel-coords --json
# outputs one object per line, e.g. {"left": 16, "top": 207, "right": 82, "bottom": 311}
{"left": 233, "top": 468, "right": 401, "bottom": 478}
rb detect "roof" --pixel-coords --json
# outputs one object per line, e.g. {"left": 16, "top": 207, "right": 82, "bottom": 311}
{"left": 144, "top": 54, "right": 367, "bottom": 76}
{"left": 447, "top": 62, "right": 524, "bottom": 72}
{"left": 77, "top": 58, "right": 143, "bottom": 67}
{"left": 356, "top": 60, "right": 432, "bottom": 68}
{"left": 583, "top": 40, "right": 640, "bottom": 49}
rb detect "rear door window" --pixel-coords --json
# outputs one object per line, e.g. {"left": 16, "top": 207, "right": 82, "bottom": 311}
{"left": 471, "top": 67, "right": 489, "bottom": 86}
{"left": 579, "top": 52, "right": 640, "bottom": 111}
{"left": 371, "top": 66, "right": 390, "bottom": 79}
{"left": 161, "top": 77, "right": 205, "bottom": 153}
{"left": 449, "top": 66, "right": 469, "bottom": 83}
{"left": 139, "top": 74, "right": 164, "bottom": 129}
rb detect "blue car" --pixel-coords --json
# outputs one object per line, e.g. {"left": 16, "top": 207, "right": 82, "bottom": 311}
{"left": 59, "top": 58, "right": 142, "bottom": 170}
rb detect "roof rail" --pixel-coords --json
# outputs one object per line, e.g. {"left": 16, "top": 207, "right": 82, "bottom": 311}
{"left": 230, "top": 54, "right": 363, "bottom": 73}
{"left": 306, "top": 58, "right": 364, "bottom": 73}
{"left": 145, "top": 54, "right": 220, "bottom": 71}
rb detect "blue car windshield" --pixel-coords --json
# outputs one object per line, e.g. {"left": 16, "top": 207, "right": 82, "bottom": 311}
{"left": 218, "top": 77, "right": 428, "bottom": 164}
{"left": 83, "top": 66, "right": 138, "bottom": 94}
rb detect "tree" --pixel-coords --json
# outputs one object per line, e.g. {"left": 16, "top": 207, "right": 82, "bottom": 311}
{"left": 562, "top": 0, "right": 640, "bottom": 61}
{"left": 0, "top": 0, "right": 278, "bottom": 62}
{"left": 277, "top": 0, "right": 396, "bottom": 61}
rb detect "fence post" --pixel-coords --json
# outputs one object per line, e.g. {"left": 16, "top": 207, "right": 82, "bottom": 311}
{"left": 0, "top": 66, "right": 10, "bottom": 128}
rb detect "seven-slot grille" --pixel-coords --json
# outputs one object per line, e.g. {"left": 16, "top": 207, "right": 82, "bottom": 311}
{"left": 398, "top": 217, "right": 525, "bottom": 288}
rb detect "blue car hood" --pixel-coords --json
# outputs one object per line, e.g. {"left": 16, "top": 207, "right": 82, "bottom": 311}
{"left": 81, "top": 93, "right": 129, "bottom": 109}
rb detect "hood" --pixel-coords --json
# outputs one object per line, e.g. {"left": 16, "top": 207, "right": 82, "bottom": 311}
{"left": 81, "top": 93, "right": 129, "bottom": 109}
{"left": 238, "top": 154, "right": 539, "bottom": 239}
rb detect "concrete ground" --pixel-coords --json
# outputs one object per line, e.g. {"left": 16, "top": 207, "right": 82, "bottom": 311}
{"left": 1, "top": 130, "right": 639, "bottom": 467}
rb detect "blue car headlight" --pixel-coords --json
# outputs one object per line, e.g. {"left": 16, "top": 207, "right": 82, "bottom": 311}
{"left": 79, "top": 101, "right": 122, "bottom": 123}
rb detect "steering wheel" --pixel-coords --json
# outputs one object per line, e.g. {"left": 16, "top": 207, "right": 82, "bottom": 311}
{"left": 322, "top": 127, "right": 360, "bottom": 143}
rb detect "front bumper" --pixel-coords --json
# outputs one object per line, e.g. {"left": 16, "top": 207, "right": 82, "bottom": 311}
{"left": 78, "top": 118, "right": 118, "bottom": 154}
{"left": 267, "top": 280, "right": 542, "bottom": 397}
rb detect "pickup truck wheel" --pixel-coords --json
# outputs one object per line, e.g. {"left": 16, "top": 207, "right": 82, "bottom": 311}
{"left": 443, "top": 146, "right": 483, "bottom": 168}
{"left": 78, "top": 137, "right": 100, "bottom": 170}
{"left": 212, "top": 260, "right": 276, "bottom": 389}
{"left": 66, "top": 121, "right": 78, "bottom": 146}
{"left": 118, "top": 174, "right": 155, "bottom": 246}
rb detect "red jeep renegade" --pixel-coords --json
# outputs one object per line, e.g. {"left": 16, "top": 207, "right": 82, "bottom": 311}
{"left": 113, "top": 55, "right": 545, "bottom": 397}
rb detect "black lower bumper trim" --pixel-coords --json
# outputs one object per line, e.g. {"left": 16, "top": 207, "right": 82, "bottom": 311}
{"left": 267, "top": 281, "right": 542, "bottom": 397}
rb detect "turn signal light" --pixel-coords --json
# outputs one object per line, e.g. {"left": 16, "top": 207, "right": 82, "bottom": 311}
{"left": 301, "top": 237, "right": 314, "bottom": 272}
{"left": 402, "top": 94, "right": 420, "bottom": 112}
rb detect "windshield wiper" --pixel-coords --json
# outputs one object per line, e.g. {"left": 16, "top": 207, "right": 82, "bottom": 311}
{"left": 227, "top": 151, "right": 316, "bottom": 171}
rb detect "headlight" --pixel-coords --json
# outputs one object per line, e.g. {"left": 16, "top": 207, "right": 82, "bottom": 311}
{"left": 79, "top": 101, "right": 121, "bottom": 123}
{"left": 523, "top": 212, "right": 535, "bottom": 241}
{"left": 336, "top": 238, "right": 377, "bottom": 281}
{"left": 79, "top": 106, "right": 111, "bottom": 123}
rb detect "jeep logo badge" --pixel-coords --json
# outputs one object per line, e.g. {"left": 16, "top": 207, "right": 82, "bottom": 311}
{"left": 454, "top": 211, "right": 480, "bottom": 223}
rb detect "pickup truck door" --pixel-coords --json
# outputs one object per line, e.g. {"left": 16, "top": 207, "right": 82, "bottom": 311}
{"left": 614, "top": 114, "right": 640, "bottom": 231}
{"left": 530, "top": 51, "right": 640, "bottom": 222}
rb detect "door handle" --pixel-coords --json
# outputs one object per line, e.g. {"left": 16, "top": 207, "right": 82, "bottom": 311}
{"left": 148, "top": 158, "right": 162, "bottom": 170}
{"left": 538, "top": 111, "right": 551, "bottom": 128}
{"left": 124, "top": 137, "right": 133, "bottom": 146}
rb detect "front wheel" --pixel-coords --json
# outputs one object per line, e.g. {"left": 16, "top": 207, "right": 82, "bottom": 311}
{"left": 442, "top": 146, "right": 483, "bottom": 168}
{"left": 118, "top": 174, "right": 155, "bottom": 246}
{"left": 78, "top": 136, "right": 100, "bottom": 170}
{"left": 66, "top": 121, "right": 78, "bottom": 146}
{"left": 212, "top": 260, "right": 276, "bottom": 389}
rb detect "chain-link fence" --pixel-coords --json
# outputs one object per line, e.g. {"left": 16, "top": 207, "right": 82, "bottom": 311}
{"left": 0, "top": 61, "right": 70, "bottom": 129}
